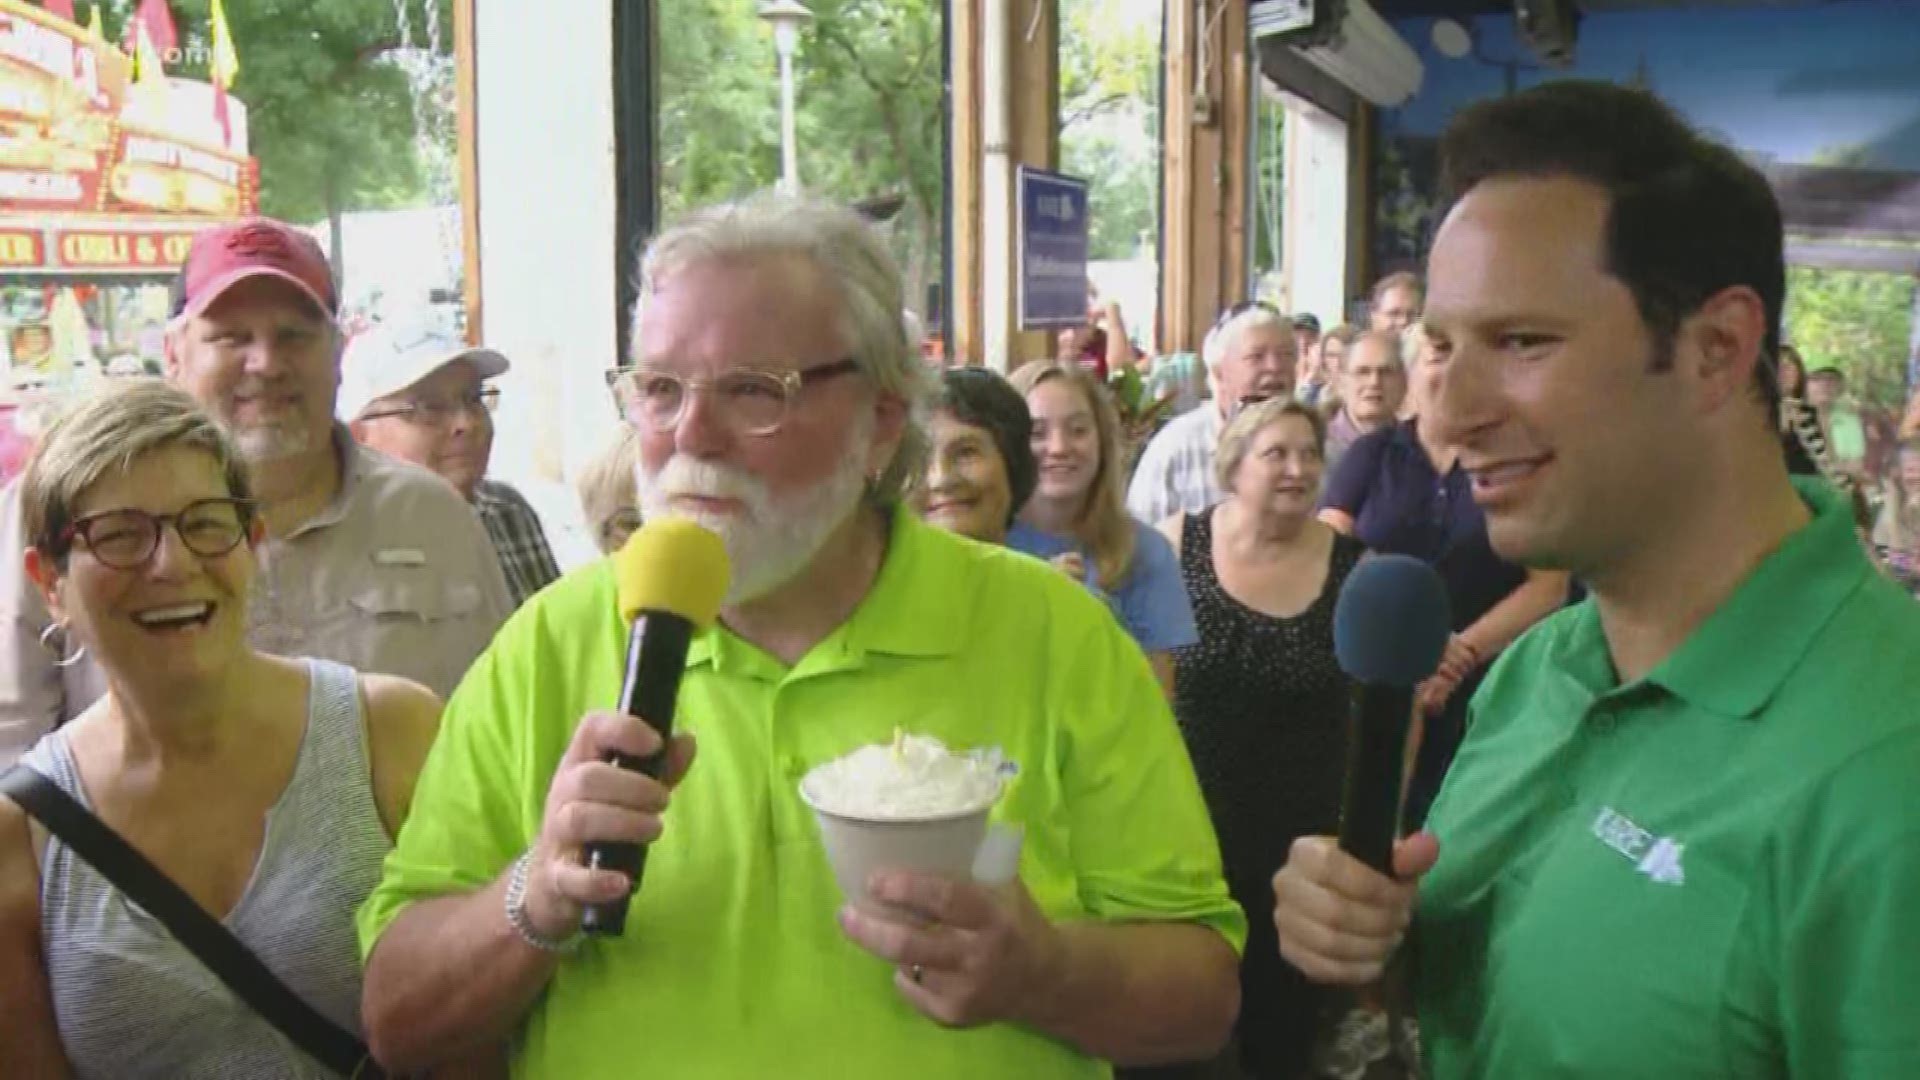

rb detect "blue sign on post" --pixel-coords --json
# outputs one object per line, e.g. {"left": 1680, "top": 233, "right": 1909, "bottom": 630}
{"left": 1017, "top": 166, "right": 1091, "bottom": 330}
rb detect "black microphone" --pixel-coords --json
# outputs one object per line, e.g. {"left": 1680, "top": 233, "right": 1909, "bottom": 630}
{"left": 581, "top": 517, "right": 730, "bottom": 936}
{"left": 1331, "top": 555, "right": 1452, "bottom": 875}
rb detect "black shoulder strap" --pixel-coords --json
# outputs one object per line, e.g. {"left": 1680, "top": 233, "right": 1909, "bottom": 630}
{"left": 1, "top": 764, "right": 383, "bottom": 1078}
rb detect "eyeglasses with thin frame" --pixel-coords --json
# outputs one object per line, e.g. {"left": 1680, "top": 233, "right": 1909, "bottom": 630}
{"left": 358, "top": 386, "right": 501, "bottom": 427}
{"left": 58, "top": 497, "right": 255, "bottom": 570}
{"left": 603, "top": 358, "right": 863, "bottom": 437}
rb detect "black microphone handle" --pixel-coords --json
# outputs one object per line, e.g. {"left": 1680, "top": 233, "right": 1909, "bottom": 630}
{"left": 581, "top": 611, "right": 694, "bottom": 936}
{"left": 1337, "top": 682, "right": 1417, "bottom": 876}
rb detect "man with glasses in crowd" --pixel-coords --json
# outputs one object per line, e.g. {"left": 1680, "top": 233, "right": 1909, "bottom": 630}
{"left": 357, "top": 193, "right": 1243, "bottom": 1078}
{"left": 1127, "top": 301, "right": 1298, "bottom": 523}
{"left": 1323, "top": 329, "right": 1409, "bottom": 469}
{"left": 0, "top": 217, "right": 512, "bottom": 762}
{"left": 1367, "top": 270, "right": 1423, "bottom": 335}
{"left": 341, "top": 324, "right": 560, "bottom": 608}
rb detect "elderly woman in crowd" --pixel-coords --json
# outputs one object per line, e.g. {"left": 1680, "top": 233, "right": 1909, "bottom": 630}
{"left": 0, "top": 381, "right": 452, "bottom": 1077}
{"left": 577, "top": 427, "right": 644, "bottom": 556}
{"left": 1009, "top": 361, "right": 1194, "bottom": 695}
{"left": 1319, "top": 329, "right": 1569, "bottom": 830}
{"left": 912, "top": 366, "right": 1038, "bottom": 545}
{"left": 1152, "top": 397, "right": 1364, "bottom": 1079}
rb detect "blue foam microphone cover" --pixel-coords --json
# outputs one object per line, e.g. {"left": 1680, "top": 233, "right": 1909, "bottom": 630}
{"left": 1332, "top": 554, "right": 1454, "bottom": 872}
{"left": 1333, "top": 554, "right": 1453, "bottom": 688}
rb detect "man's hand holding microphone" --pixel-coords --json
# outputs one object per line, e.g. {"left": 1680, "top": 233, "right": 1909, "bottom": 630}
{"left": 1275, "top": 554, "right": 1450, "bottom": 985}
{"left": 519, "top": 713, "right": 698, "bottom": 944}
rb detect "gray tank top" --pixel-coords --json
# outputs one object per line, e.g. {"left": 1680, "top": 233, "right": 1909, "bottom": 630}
{"left": 22, "top": 659, "right": 389, "bottom": 1079}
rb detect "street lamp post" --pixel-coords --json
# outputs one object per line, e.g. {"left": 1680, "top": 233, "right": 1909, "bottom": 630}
{"left": 758, "top": 0, "right": 813, "bottom": 194}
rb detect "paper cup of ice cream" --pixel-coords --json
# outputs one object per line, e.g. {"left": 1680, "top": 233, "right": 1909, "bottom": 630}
{"left": 799, "top": 733, "right": 1018, "bottom": 915}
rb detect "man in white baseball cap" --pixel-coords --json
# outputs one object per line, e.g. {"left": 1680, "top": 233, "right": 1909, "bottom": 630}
{"left": 342, "top": 323, "right": 559, "bottom": 608}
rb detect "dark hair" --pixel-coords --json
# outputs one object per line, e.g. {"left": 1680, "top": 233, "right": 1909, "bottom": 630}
{"left": 930, "top": 368, "right": 1037, "bottom": 523}
{"left": 1777, "top": 344, "right": 1807, "bottom": 400}
{"left": 1438, "top": 80, "right": 1785, "bottom": 418}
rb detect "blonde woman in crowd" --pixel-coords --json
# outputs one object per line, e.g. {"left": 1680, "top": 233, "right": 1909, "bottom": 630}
{"left": 1155, "top": 396, "right": 1366, "bottom": 1079}
{"left": 1008, "top": 360, "right": 1195, "bottom": 694}
{"left": 576, "top": 428, "right": 644, "bottom": 556}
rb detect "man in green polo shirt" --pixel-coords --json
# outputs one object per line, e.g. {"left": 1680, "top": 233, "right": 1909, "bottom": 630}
{"left": 1271, "top": 82, "right": 1920, "bottom": 1078}
{"left": 356, "top": 193, "right": 1244, "bottom": 1078}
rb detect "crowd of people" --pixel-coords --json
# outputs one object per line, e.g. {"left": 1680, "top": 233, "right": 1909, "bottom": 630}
{"left": 0, "top": 79, "right": 1917, "bottom": 1080}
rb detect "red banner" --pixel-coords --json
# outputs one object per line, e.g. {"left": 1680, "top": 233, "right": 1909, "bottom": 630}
{"left": 50, "top": 226, "right": 199, "bottom": 269}
{"left": 0, "top": 226, "right": 42, "bottom": 265}
{"left": 106, "top": 127, "right": 253, "bottom": 217}
{"left": 0, "top": 1, "right": 256, "bottom": 221}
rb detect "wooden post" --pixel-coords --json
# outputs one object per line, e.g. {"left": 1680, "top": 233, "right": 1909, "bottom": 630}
{"left": 1162, "top": 0, "right": 1253, "bottom": 354}
{"left": 1006, "top": 0, "right": 1059, "bottom": 369}
{"left": 453, "top": 0, "right": 483, "bottom": 346}
{"left": 950, "top": 0, "right": 983, "bottom": 365}
{"left": 1161, "top": 0, "right": 1195, "bottom": 355}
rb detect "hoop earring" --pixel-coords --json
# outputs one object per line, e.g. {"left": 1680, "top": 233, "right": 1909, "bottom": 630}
{"left": 38, "top": 621, "right": 87, "bottom": 670}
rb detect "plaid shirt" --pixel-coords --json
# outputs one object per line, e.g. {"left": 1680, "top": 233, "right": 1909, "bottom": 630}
{"left": 1125, "top": 402, "right": 1225, "bottom": 523}
{"left": 474, "top": 479, "right": 561, "bottom": 609}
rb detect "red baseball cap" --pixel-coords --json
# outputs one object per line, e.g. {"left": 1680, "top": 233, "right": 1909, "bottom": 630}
{"left": 170, "top": 217, "right": 338, "bottom": 322}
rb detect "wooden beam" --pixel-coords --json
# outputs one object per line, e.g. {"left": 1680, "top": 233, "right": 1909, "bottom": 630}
{"left": 1007, "top": 0, "right": 1059, "bottom": 368}
{"left": 1346, "top": 102, "right": 1374, "bottom": 316}
{"left": 1161, "top": 0, "right": 1195, "bottom": 354}
{"left": 950, "top": 0, "right": 983, "bottom": 365}
{"left": 1220, "top": 0, "right": 1250, "bottom": 308}
{"left": 454, "top": 0, "right": 482, "bottom": 346}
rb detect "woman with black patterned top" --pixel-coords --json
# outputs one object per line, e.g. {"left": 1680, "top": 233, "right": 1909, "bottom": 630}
{"left": 1154, "top": 397, "right": 1366, "bottom": 1080}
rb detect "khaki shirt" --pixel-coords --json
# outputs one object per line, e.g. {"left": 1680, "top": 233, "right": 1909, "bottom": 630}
{"left": 1, "top": 428, "right": 511, "bottom": 764}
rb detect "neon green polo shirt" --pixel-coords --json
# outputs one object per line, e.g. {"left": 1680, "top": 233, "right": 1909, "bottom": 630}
{"left": 1417, "top": 479, "right": 1920, "bottom": 1078}
{"left": 358, "top": 508, "right": 1244, "bottom": 1079}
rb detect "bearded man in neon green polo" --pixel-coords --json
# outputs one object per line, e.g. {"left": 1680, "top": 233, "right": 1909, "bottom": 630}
{"left": 355, "top": 194, "right": 1244, "bottom": 1078}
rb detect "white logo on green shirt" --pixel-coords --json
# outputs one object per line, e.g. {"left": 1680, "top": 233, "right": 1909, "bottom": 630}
{"left": 1592, "top": 807, "right": 1685, "bottom": 886}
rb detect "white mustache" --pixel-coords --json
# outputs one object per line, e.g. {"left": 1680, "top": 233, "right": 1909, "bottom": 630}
{"left": 640, "top": 456, "right": 773, "bottom": 520}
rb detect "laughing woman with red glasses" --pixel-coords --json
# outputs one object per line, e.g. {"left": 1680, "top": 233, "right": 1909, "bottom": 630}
{"left": 0, "top": 381, "right": 463, "bottom": 1077}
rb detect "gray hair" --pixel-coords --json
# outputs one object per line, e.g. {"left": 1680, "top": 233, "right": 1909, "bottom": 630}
{"left": 1202, "top": 305, "right": 1294, "bottom": 373}
{"left": 627, "top": 191, "right": 932, "bottom": 505}
{"left": 1345, "top": 329, "right": 1404, "bottom": 370}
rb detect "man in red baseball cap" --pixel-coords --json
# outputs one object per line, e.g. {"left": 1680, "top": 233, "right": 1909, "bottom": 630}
{"left": 0, "top": 217, "right": 514, "bottom": 756}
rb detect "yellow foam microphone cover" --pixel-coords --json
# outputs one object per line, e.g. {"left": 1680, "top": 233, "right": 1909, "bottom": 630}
{"left": 613, "top": 517, "right": 731, "bottom": 628}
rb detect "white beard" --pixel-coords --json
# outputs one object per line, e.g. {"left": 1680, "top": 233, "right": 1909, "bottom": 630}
{"left": 635, "top": 415, "right": 873, "bottom": 607}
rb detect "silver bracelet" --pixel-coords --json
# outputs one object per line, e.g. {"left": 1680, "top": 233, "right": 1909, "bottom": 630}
{"left": 504, "top": 851, "right": 581, "bottom": 954}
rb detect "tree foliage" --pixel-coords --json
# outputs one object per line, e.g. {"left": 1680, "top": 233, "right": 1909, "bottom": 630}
{"left": 1786, "top": 263, "right": 1917, "bottom": 411}
{"left": 658, "top": 0, "right": 945, "bottom": 313}
{"left": 116, "top": 0, "right": 452, "bottom": 226}
{"left": 1059, "top": 0, "right": 1159, "bottom": 262}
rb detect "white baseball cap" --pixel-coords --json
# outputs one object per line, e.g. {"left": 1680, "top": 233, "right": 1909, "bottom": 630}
{"left": 338, "top": 323, "right": 509, "bottom": 421}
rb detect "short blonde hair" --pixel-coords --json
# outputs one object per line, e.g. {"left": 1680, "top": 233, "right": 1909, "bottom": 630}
{"left": 1214, "top": 397, "right": 1327, "bottom": 490}
{"left": 628, "top": 191, "right": 934, "bottom": 505}
{"left": 21, "top": 379, "right": 251, "bottom": 564}
{"left": 577, "top": 428, "right": 643, "bottom": 555}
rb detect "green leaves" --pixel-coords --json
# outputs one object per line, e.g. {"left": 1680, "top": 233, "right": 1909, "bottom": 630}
{"left": 659, "top": 0, "right": 945, "bottom": 307}
{"left": 156, "top": 0, "right": 452, "bottom": 225}
{"left": 1787, "top": 263, "right": 1918, "bottom": 412}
